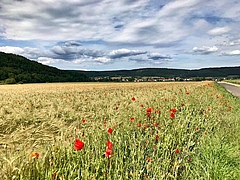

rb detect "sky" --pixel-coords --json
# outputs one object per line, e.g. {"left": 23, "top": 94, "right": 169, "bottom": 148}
{"left": 0, "top": 0, "right": 240, "bottom": 71}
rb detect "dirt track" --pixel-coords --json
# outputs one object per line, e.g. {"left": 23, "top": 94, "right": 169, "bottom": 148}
{"left": 218, "top": 82, "right": 240, "bottom": 98}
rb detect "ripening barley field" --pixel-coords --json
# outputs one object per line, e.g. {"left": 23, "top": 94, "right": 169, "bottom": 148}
{"left": 0, "top": 82, "right": 240, "bottom": 180}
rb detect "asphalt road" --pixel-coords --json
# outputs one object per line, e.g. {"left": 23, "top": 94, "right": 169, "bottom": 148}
{"left": 218, "top": 82, "right": 240, "bottom": 98}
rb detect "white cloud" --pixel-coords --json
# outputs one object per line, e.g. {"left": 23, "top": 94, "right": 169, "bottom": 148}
{"left": 94, "top": 57, "right": 111, "bottom": 63}
{"left": 208, "top": 26, "right": 231, "bottom": 36}
{"left": 0, "top": 0, "right": 238, "bottom": 48}
{"left": 72, "top": 59, "right": 86, "bottom": 64}
{"left": 0, "top": 0, "right": 213, "bottom": 46}
{"left": 219, "top": 40, "right": 240, "bottom": 46}
{"left": 37, "top": 57, "right": 59, "bottom": 65}
{"left": 0, "top": 46, "right": 42, "bottom": 59}
{"left": 222, "top": 50, "right": 240, "bottom": 56}
{"left": 193, "top": 46, "right": 219, "bottom": 54}
{"left": 157, "top": 0, "right": 202, "bottom": 18}
{"left": 51, "top": 46, "right": 67, "bottom": 55}
{"left": 0, "top": 0, "right": 149, "bottom": 41}
{"left": 109, "top": 0, "right": 203, "bottom": 45}
{"left": 0, "top": 0, "right": 240, "bottom": 70}
{"left": 0, "top": 46, "right": 25, "bottom": 54}
{"left": 109, "top": 48, "right": 147, "bottom": 59}
{"left": 72, "top": 56, "right": 111, "bottom": 65}
{"left": 148, "top": 52, "right": 172, "bottom": 60}
{"left": 222, "top": 2, "right": 240, "bottom": 20}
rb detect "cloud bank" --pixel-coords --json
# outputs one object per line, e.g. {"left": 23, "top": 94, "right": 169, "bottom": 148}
{"left": 0, "top": 0, "right": 240, "bottom": 70}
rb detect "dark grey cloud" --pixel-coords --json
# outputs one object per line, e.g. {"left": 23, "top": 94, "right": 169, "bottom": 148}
{"left": 50, "top": 42, "right": 105, "bottom": 61}
{"left": 42, "top": 5, "right": 79, "bottom": 20}
{"left": 128, "top": 57, "right": 148, "bottom": 62}
{"left": 114, "top": 24, "right": 124, "bottom": 29}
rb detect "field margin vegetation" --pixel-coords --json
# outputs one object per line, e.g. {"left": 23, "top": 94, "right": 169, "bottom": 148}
{"left": 225, "top": 79, "right": 240, "bottom": 86}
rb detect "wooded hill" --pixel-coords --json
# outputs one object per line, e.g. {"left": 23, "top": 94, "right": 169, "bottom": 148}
{"left": 0, "top": 52, "right": 89, "bottom": 84}
{"left": 79, "top": 66, "right": 240, "bottom": 78}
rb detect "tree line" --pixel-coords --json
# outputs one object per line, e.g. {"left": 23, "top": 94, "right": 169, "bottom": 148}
{"left": 0, "top": 52, "right": 89, "bottom": 84}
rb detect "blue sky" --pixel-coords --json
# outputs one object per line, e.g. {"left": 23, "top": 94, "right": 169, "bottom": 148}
{"left": 0, "top": 0, "right": 240, "bottom": 71}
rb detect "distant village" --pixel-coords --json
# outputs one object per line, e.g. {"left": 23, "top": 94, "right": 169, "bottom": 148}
{"left": 92, "top": 76, "right": 235, "bottom": 82}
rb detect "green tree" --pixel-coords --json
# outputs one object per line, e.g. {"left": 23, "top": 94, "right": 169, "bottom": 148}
{"left": 5, "top": 78, "right": 16, "bottom": 84}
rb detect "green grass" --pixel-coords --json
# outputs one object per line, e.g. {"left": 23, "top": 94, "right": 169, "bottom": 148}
{"left": 195, "top": 83, "right": 240, "bottom": 180}
{"left": 0, "top": 82, "right": 239, "bottom": 179}
{"left": 225, "top": 79, "right": 240, "bottom": 85}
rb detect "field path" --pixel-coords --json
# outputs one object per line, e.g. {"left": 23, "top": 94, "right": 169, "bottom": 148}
{"left": 218, "top": 82, "right": 240, "bottom": 98}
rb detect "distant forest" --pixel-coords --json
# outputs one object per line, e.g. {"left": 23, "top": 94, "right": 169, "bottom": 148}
{"left": 79, "top": 66, "right": 240, "bottom": 79}
{"left": 0, "top": 52, "right": 89, "bottom": 84}
{"left": 0, "top": 51, "right": 240, "bottom": 84}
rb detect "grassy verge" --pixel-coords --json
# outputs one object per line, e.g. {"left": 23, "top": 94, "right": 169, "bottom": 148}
{"left": 189, "top": 82, "right": 240, "bottom": 179}
{"left": 224, "top": 79, "right": 240, "bottom": 85}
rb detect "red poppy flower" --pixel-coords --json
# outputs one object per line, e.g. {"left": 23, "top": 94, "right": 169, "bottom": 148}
{"left": 146, "top": 108, "right": 152, "bottom": 113}
{"left": 108, "top": 128, "right": 113, "bottom": 134}
{"left": 170, "top": 108, "right": 177, "bottom": 113}
{"left": 105, "top": 148, "right": 113, "bottom": 158}
{"left": 106, "top": 140, "right": 113, "bottom": 149}
{"left": 130, "top": 117, "right": 135, "bottom": 122}
{"left": 30, "top": 152, "right": 39, "bottom": 159}
{"left": 181, "top": 103, "right": 185, "bottom": 106}
{"left": 132, "top": 97, "right": 135, "bottom": 101}
{"left": 144, "top": 124, "right": 149, "bottom": 129}
{"left": 170, "top": 113, "right": 175, "bottom": 118}
{"left": 155, "top": 109, "right": 160, "bottom": 114}
{"left": 137, "top": 122, "right": 142, "bottom": 127}
{"left": 82, "top": 119, "right": 86, "bottom": 123}
{"left": 186, "top": 91, "right": 190, "bottom": 94}
{"left": 175, "top": 148, "right": 180, "bottom": 153}
{"left": 53, "top": 172, "right": 57, "bottom": 179}
{"left": 74, "top": 138, "right": 84, "bottom": 151}
{"left": 103, "top": 120, "right": 107, "bottom": 127}
{"left": 105, "top": 140, "right": 113, "bottom": 158}
{"left": 152, "top": 123, "right": 158, "bottom": 127}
